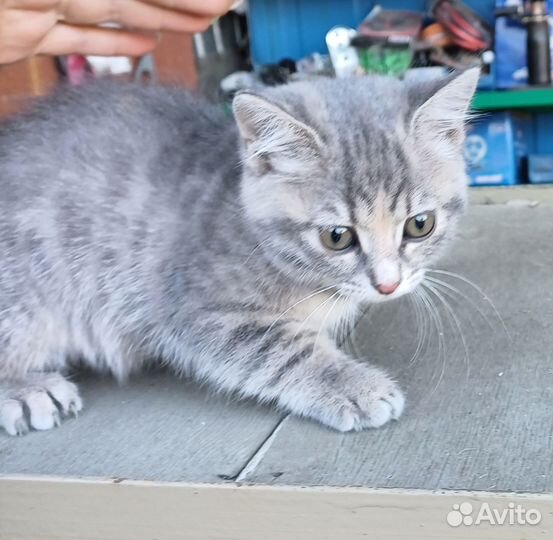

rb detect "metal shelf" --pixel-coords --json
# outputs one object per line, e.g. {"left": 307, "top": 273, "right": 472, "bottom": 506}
{"left": 473, "top": 87, "right": 553, "bottom": 110}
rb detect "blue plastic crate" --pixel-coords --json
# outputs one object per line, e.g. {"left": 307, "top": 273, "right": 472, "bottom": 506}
{"left": 534, "top": 113, "right": 553, "bottom": 155}
{"left": 464, "top": 112, "right": 532, "bottom": 186}
{"left": 529, "top": 155, "right": 553, "bottom": 183}
{"left": 529, "top": 112, "right": 553, "bottom": 184}
{"left": 248, "top": 0, "right": 495, "bottom": 65}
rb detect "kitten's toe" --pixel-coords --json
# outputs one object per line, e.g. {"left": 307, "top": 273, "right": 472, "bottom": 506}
{"left": 45, "top": 375, "right": 83, "bottom": 417}
{"left": 384, "top": 390, "right": 405, "bottom": 420}
{"left": 362, "top": 391, "right": 405, "bottom": 428}
{"left": 292, "top": 364, "right": 405, "bottom": 432}
{"left": 0, "top": 399, "right": 28, "bottom": 436}
{"left": 0, "top": 373, "right": 82, "bottom": 436}
{"left": 349, "top": 371, "right": 405, "bottom": 430}
{"left": 25, "top": 390, "right": 61, "bottom": 430}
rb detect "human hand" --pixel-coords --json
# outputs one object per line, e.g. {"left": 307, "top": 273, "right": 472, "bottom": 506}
{"left": 0, "top": 0, "right": 235, "bottom": 64}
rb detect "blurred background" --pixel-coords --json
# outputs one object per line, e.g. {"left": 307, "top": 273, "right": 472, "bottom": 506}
{"left": 1, "top": 0, "right": 552, "bottom": 187}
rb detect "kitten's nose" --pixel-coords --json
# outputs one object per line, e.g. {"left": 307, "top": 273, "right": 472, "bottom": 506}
{"left": 376, "top": 281, "right": 400, "bottom": 295}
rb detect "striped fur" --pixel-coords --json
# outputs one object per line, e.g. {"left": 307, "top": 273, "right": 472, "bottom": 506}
{"left": 0, "top": 70, "right": 478, "bottom": 435}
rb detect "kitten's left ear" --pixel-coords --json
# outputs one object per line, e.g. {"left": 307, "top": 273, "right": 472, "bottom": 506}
{"left": 409, "top": 68, "right": 480, "bottom": 149}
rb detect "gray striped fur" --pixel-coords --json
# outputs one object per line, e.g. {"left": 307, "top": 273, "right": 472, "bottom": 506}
{"left": 0, "top": 70, "right": 478, "bottom": 435}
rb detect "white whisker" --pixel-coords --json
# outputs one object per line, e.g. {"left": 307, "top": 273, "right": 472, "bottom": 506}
{"left": 424, "top": 275, "right": 493, "bottom": 332}
{"left": 424, "top": 281, "right": 471, "bottom": 380}
{"left": 242, "top": 238, "right": 273, "bottom": 267}
{"left": 312, "top": 291, "right": 341, "bottom": 357}
{"left": 407, "top": 291, "right": 427, "bottom": 367}
{"left": 427, "top": 269, "right": 511, "bottom": 340}
{"left": 291, "top": 289, "right": 341, "bottom": 341}
{"left": 263, "top": 284, "right": 338, "bottom": 339}
{"left": 418, "top": 286, "right": 447, "bottom": 395}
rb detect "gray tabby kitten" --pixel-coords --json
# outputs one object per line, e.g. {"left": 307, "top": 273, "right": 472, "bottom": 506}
{"left": 0, "top": 69, "right": 478, "bottom": 436}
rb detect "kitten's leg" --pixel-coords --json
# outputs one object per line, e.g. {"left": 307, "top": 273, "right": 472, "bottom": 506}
{"left": 0, "top": 373, "right": 82, "bottom": 436}
{"left": 185, "top": 317, "right": 404, "bottom": 432}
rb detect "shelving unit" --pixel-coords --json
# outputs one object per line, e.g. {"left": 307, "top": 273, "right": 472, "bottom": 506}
{"left": 469, "top": 88, "right": 553, "bottom": 188}
{"left": 473, "top": 87, "right": 553, "bottom": 111}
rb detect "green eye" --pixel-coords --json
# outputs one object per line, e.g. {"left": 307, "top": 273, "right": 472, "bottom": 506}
{"left": 320, "top": 226, "right": 356, "bottom": 251}
{"left": 404, "top": 212, "right": 436, "bottom": 241}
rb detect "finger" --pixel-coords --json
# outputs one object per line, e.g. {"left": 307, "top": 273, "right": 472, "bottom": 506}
{"left": 61, "top": 0, "right": 214, "bottom": 33}
{"left": 0, "top": 7, "right": 58, "bottom": 63}
{"left": 35, "top": 24, "right": 158, "bottom": 57}
{"left": 138, "top": 0, "right": 235, "bottom": 18}
{"left": 3, "top": 0, "right": 59, "bottom": 9}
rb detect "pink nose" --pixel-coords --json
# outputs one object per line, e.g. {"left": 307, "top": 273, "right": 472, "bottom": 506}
{"left": 376, "top": 281, "right": 400, "bottom": 295}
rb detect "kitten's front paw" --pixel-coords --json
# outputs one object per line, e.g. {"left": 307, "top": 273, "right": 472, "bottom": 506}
{"left": 0, "top": 373, "right": 82, "bottom": 436}
{"left": 285, "top": 362, "right": 404, "bottom": 432}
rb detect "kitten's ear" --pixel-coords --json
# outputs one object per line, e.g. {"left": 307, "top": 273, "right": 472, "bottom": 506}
{"left": 232, "top": 92, "right": 322, "bottom": 171}
{"left": 408, "top": 68, "right": 480, "bottom": 150}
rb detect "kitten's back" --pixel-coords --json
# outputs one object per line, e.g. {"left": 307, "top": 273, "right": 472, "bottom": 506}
{"left": 0, "top": 82, "right": 236, "bottom": 193}
{"left": 0, "top": 82, "right": 241, "bottom": 323}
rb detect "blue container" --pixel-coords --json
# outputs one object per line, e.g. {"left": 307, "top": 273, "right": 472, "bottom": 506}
{"left": 534, "top": 113, "right": 553, "bottom": 154}
{"left": 529, "top": 155, "right": 553, "bottom": 183}
{"left": 248, "top": 0, "right": 495, "bottom": 66}
{"left": 464, "top": 112, "right": 532, "bottom": 186}
{"left": 528, "top": 113, "right": 553, "bottom": 183}
{"left": 494, "top": 0, "right": 553, "bottom": 88}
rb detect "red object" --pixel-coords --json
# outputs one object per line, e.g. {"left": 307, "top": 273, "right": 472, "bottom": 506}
{"left": 421, "top": 22, "right": 454, "bottom": 48}
{"left": 66, "top": 55, "right": 94, "bottom": 86}
{"left": 433, "top": 0, "right": 492, "bottom": 52}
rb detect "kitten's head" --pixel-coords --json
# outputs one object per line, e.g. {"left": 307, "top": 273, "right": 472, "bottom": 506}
{"left": 233, "top": 70, "right": 479, "bottom": 303}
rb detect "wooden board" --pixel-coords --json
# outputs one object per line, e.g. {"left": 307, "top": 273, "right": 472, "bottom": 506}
{"left": 1, "top": 478, "right": 552, "bottom": 540}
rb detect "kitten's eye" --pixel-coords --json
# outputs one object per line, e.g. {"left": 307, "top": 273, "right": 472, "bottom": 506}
{"left": 320, "top": 226, "right": 356, "bottom": 251}
{"left": 403, "top": 212, "right": 436, "bottom": 241}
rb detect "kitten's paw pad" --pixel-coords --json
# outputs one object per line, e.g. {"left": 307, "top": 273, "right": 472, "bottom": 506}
{"left": 0, "top": 373, "right": 82, "bottom": 436}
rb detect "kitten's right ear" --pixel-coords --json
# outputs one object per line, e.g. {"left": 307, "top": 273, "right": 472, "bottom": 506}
{"left": 232, "top": 92, "right": 322, "bottom": 170}
{"left": 408, "top": 68, "right": 480, "bottom": 152}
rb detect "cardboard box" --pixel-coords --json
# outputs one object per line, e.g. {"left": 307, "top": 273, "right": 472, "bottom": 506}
{"left": 0, "top": 57, "right": 60, "bottom": 117}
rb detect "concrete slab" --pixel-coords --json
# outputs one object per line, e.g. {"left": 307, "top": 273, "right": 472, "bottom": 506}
{"left": 1, "top": 204, "right": 552, "bottom": 495}
{"left": 0, "top": 372, "right": 282, "bottom": 482}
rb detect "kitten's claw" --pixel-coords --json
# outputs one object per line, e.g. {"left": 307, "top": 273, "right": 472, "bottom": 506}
{"left": 0, "top": 373, "right": 82, "bottom": 436}
{"left": 68, "top": 400, "right": 82, "bottom": 418}
{"left": 15, "top": 418, "right": 30, "bottom": 437}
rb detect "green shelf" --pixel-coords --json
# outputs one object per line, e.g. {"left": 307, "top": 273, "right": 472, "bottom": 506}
{"left": 473, "top": 88, "right": 553, "bottom": 111}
